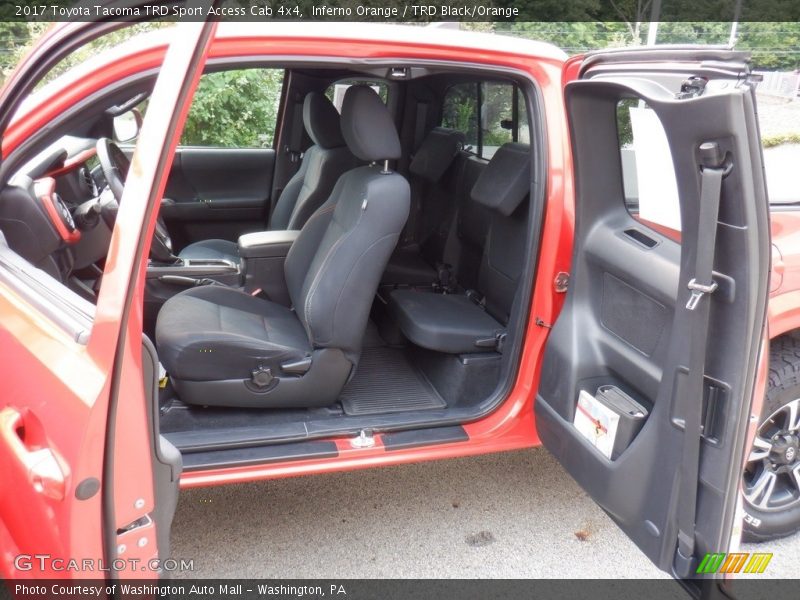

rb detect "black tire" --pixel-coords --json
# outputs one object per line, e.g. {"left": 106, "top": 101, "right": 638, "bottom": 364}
{"left": 742, "top": 333, "right": 800, "bottom": 543}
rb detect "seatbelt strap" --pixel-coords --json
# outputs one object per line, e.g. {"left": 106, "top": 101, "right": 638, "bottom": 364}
{"left": 673, "top": 141, "right": 728, "bottom": 578}
{"left": 285, "top": 100, "right": 304, "bottom": 164}
{"left": 414, "top": 102, "right": 429, "bottom": 149}
{"left": 402, "top": 103, "right": 431, "bottom": 246}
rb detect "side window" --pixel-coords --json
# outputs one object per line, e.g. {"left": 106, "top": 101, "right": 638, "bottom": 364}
{"left": 442, "top": 83, "right": 479, "bottom": 149}
{"left": 326, "top": 79, "right": 389, "bottom": 112}
{"left": 442, "top": 81, "right": 529, "bottom": 159}
{"left": 180, "top": 68, "right": 284, "bottom": 148}
{"left": 617, "top": 98, "right": 681, "bottom": 232}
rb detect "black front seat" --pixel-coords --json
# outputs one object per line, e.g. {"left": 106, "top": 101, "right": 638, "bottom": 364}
{"left": 178, "top": 92, "right": 357, "bottom": 262}
{"left": 156, "top": 86, "right": 410, "bottom": 408}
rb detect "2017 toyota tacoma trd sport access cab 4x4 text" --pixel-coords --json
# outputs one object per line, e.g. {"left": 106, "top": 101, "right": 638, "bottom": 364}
{"left": 0, "top": 13, "right": 796, "bottom": 594}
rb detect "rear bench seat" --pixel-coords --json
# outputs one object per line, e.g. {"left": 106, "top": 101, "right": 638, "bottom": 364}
{"left": 388, "top": 142, "right": 530, "bottom": 354}
{"left": 382, "top": 127, "right": 465, "bottom": 286}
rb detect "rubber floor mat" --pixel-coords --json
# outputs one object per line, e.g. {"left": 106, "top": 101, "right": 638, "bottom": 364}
{"left": 339, "top": 347, "right": 446, "bottom": 416}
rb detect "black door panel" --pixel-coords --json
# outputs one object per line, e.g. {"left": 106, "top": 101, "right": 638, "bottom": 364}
{"left": 162, "top": 147, "right": 274, "bottom": 251}
{"left": 536, "top": 69, "right": 769, "bottom": 582}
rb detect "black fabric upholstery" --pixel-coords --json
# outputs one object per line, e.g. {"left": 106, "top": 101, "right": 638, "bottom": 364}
{"left": 381, "top": 245, "right": 438, "bottom": 286}
{"left": 381, "top": 130, "right": 471, "bottom": 286}
{"left": 471, "top": 142, "right": 531, "bottom": 217}
{"left": 409, "top": 127, "right": 465, "bottom": 183}
{"left": 155, "top": 285, "right": 311, "bottom": 382}
{"left": 178, "top": 238, "right": 238, "bottom": 262}
{"left": 285, "top": 165, "right": 410, "bottom": 362}
{"left": 269, "top": 91, "right": 356, "bottom": 230}
{"left": 388, "top": 291, "right": 504, "bottom": 354}
{"left": 268, "top": 144, "right": 356, "bottom": 230}
{"left": 479, "top": 201, "right": 529, "bottom": 324}
{"left": 157, "top": 90, "right": 409, "bottom": 408}
{"left": 178, "top": 92, "right": 356, "bottom": 259}
{"left": 303, "top": 91, "right": 345, "bottom": 149}
{"left": 387, "top": 144, "right": 531, "bottom": 354}
{"left": 340, "top": 86, "right": 401, "bottom": 162}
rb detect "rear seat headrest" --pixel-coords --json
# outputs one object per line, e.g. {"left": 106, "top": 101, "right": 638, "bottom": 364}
{"left": 409, "top": 127, "right": 466, "bottom": 183}
{"left": 340, "top": 86, "right": 401, "bottom": 162}
{"left": 304, "top": 92, "right": 345, "bottom": 149}
{"left": 471, "top": 143, "right": 531, "bottom": 217}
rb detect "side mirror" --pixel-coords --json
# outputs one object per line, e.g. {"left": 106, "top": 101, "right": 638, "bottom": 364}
{"left": 113, "top": 108, "right": 143, "bottom": 143}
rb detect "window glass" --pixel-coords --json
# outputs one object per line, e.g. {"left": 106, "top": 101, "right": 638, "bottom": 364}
{"left": 442, "top": 81, "right": 529, "bottom": 159}
{"left": 617, "top": 98, "right": 681, "bottom": 232}
{"left": 442, "top": 83, "right": 479, "bottom": 150}
{"left": 754, "top": 74, "right": 800, "bottom": 205}
{"left": 481, "top": 82, "right": 514, "bottom": 159}
{"left": 326, "top": 79, "right": 389, "bottom": 112}
{"left": 180, "top": 68, "right": 284, "bottom": 148}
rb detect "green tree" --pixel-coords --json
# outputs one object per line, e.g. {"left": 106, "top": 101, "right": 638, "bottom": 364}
{"left": 180, "top": 69, "right": 284, "bottom": 148}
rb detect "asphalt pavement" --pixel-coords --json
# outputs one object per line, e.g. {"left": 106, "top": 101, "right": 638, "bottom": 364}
{"left": 169, "top": 447, "right": 798, "bottom": 579}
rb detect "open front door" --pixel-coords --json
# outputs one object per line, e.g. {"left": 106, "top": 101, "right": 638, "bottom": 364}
{"left": 0, "top": 17, "right": 214, "bottom": 579}
{"left": 535, "top": 48, "right": 770, "bottom": 586}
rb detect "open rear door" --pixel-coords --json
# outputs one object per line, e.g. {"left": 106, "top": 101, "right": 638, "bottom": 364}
{"left": 535, "top": 48, "right": 770, "bottom": 588}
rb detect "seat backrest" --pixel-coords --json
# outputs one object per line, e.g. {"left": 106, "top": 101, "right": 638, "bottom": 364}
{"left": 284, "top": 86, "right": 410, "bottom": 363}
{"left": 268, "top": 92, "right": 357, "bottom": 230}
{"left": 405, "top": 127, "right": 465, "bottom": 249}
{"left": 470, "top": 142, "right": 532, "bottom": 324}
{"left": 452, "top": 155, "right": 492, "bottom": 290}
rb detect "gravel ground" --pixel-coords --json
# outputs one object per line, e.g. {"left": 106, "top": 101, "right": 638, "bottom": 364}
{"left": 170, "top": 448, "right": 798, "bottom": 579}
{"left": 757, "top": 94, "right": 800, "bottom": 138}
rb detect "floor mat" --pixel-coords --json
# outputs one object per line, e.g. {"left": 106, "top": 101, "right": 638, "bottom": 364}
{"left": 339, "top": 347, "right": 446, "bottom": 416}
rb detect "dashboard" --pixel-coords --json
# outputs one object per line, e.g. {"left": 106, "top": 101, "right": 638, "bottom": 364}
{"left": 0, "top": 136, "right": 112, "bottom": 299}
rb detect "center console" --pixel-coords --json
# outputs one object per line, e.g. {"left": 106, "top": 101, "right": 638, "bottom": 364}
{"left": 238, "top": 229, "right": 300, "bottom": 306}
{"left": 147, "top": 257, "right": 242, "bottom": 287}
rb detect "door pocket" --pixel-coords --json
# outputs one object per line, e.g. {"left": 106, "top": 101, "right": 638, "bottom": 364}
{"left": 574, "top": 385, "right": 649, "bottom": 460}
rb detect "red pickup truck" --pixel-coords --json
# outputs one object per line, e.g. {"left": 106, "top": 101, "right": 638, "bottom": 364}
{"left": 0, "top": 18, "right": 795, "bottom": 591}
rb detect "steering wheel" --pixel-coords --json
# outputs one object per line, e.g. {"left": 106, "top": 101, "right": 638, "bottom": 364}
{"left": 95, "top": 138, "right": 176, "bottom": 262}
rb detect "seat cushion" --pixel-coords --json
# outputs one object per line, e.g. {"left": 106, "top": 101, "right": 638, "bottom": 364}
{"left": 382, "top": 246, "right": 438, "bottom": 285}
{"left": 388, "top": 290, "right": 505, "bottom": 354}
{"left": 156, "top": 285, "right": 311, "bottom": 382}
{"left": 178, "top": 238, "right": 238, "bottom": 262}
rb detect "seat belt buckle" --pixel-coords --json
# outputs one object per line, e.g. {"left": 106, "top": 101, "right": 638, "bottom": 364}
{"left": 465, "top": 289, "right": 486, "bottom": 309}
{"left": 686, "top": 278, "right": 718, "bottom": 311}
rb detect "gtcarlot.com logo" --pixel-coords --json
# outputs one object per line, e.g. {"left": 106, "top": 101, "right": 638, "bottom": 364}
{"left": 696, "top": 552, "right": 773, "bottom": 574}
{"left": 14, "top": 554, "right": 194, "bottom": 572}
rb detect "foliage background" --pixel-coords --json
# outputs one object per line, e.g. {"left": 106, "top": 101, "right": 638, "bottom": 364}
{"left": 0, "top": 21, "right": 797, "bottom": 148}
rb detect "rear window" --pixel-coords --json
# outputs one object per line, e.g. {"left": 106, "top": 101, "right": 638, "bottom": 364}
{"left": 326, "top": 79, "right": 389, "bottom": 112}
{"left": 442, "top": 81, "right": 529, "bottom": 159}
{"left": 617, "top": 98, "right": 681, "bottom": 233}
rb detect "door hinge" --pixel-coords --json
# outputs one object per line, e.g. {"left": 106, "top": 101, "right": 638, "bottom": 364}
{"left": 676, "top": 76, "right": 708, "bottom": 99}
{"left": 535, "top": 317, "right": 552, "bottom": 329}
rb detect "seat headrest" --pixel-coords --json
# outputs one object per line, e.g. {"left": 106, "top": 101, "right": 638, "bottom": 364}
{"left": 409, "top": 127, "right": 465, "bottom": 183}
{"left": 340, "top": 86, "right": 401, "bottom": 162}
{"left": 303, "top": 92, "right": 345, "bottom": 149}
{"left": 471, "top": 143, "right": 531, "bottom": 217}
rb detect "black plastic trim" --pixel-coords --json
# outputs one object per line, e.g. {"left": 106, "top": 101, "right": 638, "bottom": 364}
{"left": 181, "top": 440, "right": 338, "bottom": 471}
{"left": 383, "top": 425, "right": 468, "bottom": 451}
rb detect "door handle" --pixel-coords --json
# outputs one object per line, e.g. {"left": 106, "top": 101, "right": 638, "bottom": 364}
{"left": 0, "top": 407, "right": 66, "bottom": 500}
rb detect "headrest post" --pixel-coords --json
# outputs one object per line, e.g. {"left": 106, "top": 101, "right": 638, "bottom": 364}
{"left": 381, "top": 159, "right": 391, "bottom": 174}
